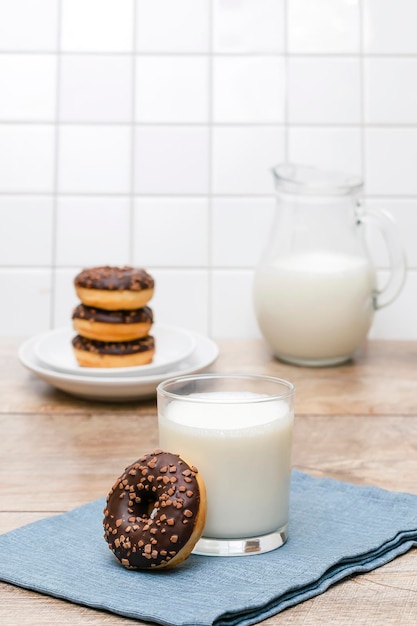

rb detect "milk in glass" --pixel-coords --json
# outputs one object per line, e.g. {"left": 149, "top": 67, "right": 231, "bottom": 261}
{"left": 158, "top": 391, "right": 293, "bottom": 539}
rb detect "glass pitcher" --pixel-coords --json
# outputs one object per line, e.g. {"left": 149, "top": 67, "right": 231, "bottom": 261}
{"left": 253, "top": 164, "right": 407, "bottom": 367}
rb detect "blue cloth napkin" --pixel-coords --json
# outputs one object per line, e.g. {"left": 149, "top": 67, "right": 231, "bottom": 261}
{"left": 0, "top": 470, "right": 416, "bottom": 626}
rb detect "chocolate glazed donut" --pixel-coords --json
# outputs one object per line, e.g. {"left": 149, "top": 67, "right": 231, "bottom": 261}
{"left": 74, "top": 266, "right": 155, "bottom": 311}
{"left": 103, "top": 451, "right": 207, "bottom": 570}
{"left": 72, "top": 335, "right": 155, "bottom": 368}
{"left": 72, "top": 304, "right": 153, "bottom": 342}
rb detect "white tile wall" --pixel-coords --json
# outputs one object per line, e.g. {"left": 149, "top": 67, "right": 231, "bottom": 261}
{"left": 1, "top": 0, "right": 416, "bottom": 340}
{"left": 136, "top": 0, "right": 210, "bottom": 53}
{"left": 363, "top": 0, "right": 417, "bottom": 54}
{"left": 58, "top": 126, "right": 131, "bottom": 193}
{"left": 149, "top": 269, "right": 210, "bottom": 333}
{"left": 0, "top": 126, "right": 55, "bottom": 192}
{"left": 211, "top": 270, "right": 260, "bottom": 339}
{"left": 288, "top": 127, "right": 362, "bottom": 177}
{"left": 364, "top": 58, "right": 417, "bottom": 125}
{"left": 0, "top": 0, "right": 58, "bottom": 51}
{"left": 60, "top": 56, "right": 132, "bottom": 122}
{"left": 55, "top": 197, "right": 131, "bottom": 266}
{"left": 61, "top": 0, "right": 134, "bottom": 52}
{"left": 365, "top": 129, "right": 417, "bottom": 196}
{"left": 0, "top": 197, "right": 54, "bottom": 265}
{"left": 288, "top": 57, "right": 361, "bottom": 124}
{"left": 136, "top": 57, "right": 209, "bottom": 123}
{"left": 212, "top": 198, "right": 275, "bottom": 267}
{"left": 134, "top": 127, "right": 209, "bottom": 194}
{"left": 212, "top": 127, "right": 285, "bottom": 194}
{"left": 288, "top": 0, "right": 360, "bottom": 53}
{"left": 213, "top": 0, "right": 285, "bottom": 53}
{"left": 0, "top": 55, "right": 57, "bottom": 121}
{"left": 133, "top": 198, "right": 209, "bottom": 267}
{"left": 213, "top": 56, "right": 286, "bottom": 123}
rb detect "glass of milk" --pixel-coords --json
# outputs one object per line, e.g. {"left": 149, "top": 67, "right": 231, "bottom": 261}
{"left": 157, "top": 374, "right": 295, "bottom": 557}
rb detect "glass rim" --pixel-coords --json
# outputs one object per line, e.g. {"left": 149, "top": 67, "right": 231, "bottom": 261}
{"left": 156, "top": 373, "right": 295, "bottom": 403}
{"left": 272, "top": 162, "right": 363, "bottom": 196}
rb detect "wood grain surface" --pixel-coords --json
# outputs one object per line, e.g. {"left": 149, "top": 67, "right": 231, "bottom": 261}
{"left": 1, "top": 338, "right": 416, "bottom": 625}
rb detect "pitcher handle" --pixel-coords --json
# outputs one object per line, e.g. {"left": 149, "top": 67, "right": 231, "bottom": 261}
{"left": 359, "top": 207, "right": 407, "bottom": 309}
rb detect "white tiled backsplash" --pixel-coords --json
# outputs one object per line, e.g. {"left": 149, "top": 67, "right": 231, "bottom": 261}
{"left": 2, "top": 0, "right": 417, "bottom": 339}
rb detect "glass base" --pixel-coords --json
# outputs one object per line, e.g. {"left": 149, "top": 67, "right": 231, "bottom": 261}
{"left": 192, "top": 525, "right": 288, "bottom": 557}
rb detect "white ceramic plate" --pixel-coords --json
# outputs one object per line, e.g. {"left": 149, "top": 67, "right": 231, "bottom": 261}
{"left": 18, "top": 330, "right": 219, "bottom": 402}
{"left": 33, "top": 325, "right": 196, "bottom": 377}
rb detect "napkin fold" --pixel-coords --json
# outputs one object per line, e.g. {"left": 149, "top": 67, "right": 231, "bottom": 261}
{"left": 0, "top": 471, "right": 416, "bottom": 626}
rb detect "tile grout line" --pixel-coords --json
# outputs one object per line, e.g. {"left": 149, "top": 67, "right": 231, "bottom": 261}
{"left": 5, "top": 121, "right": 417, "bottom": 128}
{"left": 49, "top": 0, "right": 63, "bottom": 330}
{"left": 283, "top": 0, "right": 289, "bottom": 162}
{"left": 3, "top": 50, "right": 417, "bottom": 58}
{"left": 1, "top": 191, "right": 417, "bottom": 199}
{"left": 5, "top": 264, "right": 415, "bottom": 272}
{"left": 359, "top": 0, "right": 366, "bottom": 186}
{"left": 207, "top": 0, "right": 214, "bottom": 338}
{"left": 128, "top": 1, "right": 138, "bottom": 263}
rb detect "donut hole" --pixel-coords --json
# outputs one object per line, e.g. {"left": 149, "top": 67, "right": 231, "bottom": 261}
{"left": 130, "top": 488, "right": 160, "bottom": 520}
{"left": 132, "top": 494, "right": 159, "bottom": 521}
{"left": 148, "top": 504, "right": 159, "bottom": 520}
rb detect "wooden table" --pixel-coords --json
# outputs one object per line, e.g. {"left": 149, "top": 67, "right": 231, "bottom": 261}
{"left": 1, "top": 338, "right": 416, "bottom": 625}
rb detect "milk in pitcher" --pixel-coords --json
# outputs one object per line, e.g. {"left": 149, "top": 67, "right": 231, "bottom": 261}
{"left": 254, "top": 251, "right": 377, "bottom": 365}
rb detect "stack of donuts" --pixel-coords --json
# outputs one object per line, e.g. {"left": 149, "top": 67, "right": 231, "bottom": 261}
{"left": 71, "top": 266, "right": 156, "bottom": 368}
